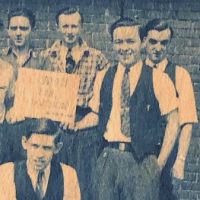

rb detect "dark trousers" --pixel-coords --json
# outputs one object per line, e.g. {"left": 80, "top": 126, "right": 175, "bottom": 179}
{"left": 159, "top": 142, "right": 179, "bottom": 200}
{"left": 57, "top": 128, "right": 104, "bottom": 200}
{"left": 0, "top": 121, "right": 26, "bottom": 164}
{"left": 92, "top": 147, "right": 161, "bottom": 200}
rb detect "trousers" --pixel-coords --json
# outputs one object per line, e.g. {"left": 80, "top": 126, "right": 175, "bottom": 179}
{"left": 92, "top": 147, "right": 161, "bottom": 200}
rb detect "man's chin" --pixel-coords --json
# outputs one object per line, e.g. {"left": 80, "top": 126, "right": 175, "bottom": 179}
{"left": 120, "top": 59, "right": 137, "bottom": 67}
{"left": 14, "top": 42, "right": 25, "bottom": 48}
{"left": 64, "top": 38, "right": 77, "bottom": 46}
{"left": 33, "top": 162, "right": 47, "bottom": 171}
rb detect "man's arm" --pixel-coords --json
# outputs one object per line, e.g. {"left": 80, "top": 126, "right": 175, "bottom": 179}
{"left": 172, "top": 66, "right": 198, "bottom": 179}
{"left": 62, "top": 164, "right": 81, "bottom": 200}
{"left": 153, "top": 69, "right": 179, "bottom": 169}
{"left": 0, "top": 88, "right": 6, "bottom": 123}
{"left": 0, "top": 163, "right": 16, "bottom": 199}
{"left": 0, "top": 63, "right": 14, "bottom": 123}
{"left": 157, "top": 109, "right": 179, "bottom": 169}
{"left": 75, "top": 64, "right": 108, "bottom": 130}
{"left": 172, "top": 123, "right": 192, "bottom": 179}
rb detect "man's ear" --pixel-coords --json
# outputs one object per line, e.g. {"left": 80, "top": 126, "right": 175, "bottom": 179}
{"left": 141, "top": 36, "right": 147, "bottom": 49}
{"left": 22, "top": 136, "right": 28, "bottom": 150}
{"left": 54, "top": 142, "right": 63, "bottom": 154}
{"left": 56, "top": 23, "right": 60, "bottom": 33}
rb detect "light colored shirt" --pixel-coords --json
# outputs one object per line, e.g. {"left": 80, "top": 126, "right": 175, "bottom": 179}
{"left": 104, "top": 61, "right": 178, "bottom": 142}
{"left": 0, "top": 59, "right": 13, "bottom": 122}
{"left": 0, "top": 162, "right": 81, "bottom": 200}
{"left": 146, "top": 58, "right": 198, "bottom": 125}
{"left": 27, "top": 161, "right": 50, "bottom": 195}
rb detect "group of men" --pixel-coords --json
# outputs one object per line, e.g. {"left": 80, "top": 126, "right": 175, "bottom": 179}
{"left": 0, "top": 6, "right": 198, "bottom": 200}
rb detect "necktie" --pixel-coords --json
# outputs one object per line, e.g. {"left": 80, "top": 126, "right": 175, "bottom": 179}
{"left": 65, "top": 48, "right": 76, "bottom": 73}
{"left": 120, "top": 68, "right": 131, "bottom": 137}
{"left": 35, "top": 170, "right": 44, "bottom": 199}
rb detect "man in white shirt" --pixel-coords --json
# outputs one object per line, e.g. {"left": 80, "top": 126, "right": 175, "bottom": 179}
{"left": 0, "top": 118, "right": 80, "bottom": 200}
{"left": 142, "top": 19, "right": 198, "bottom": 200}
{"left": 92, "top": 17, "right": 179, "bottom": 200}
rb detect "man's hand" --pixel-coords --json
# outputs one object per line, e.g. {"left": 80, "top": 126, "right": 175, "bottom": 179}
{"left": 157, "top": 158, "right": 164, "bottom": 171}
{"left": 172, "top": 159, "right": 185, "bottom": 180}
{"left": 59, "top": 121, "right": 76, "bottom": 131}
{"left": 75, "top": 112, "right": 98, "bottom": 131}
{"left": 6, "top": 107, "right": 25, "bottom": 123}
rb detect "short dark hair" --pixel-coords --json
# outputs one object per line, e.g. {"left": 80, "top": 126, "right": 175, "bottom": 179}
{"left": 24, "top": 118, "right": 61, "bottom": 145}
{"left": 8, "top": 7, "right": 35, "bottom": 29}
{"left": 141, "top": 19, "right": 173, "bottom": 40}
{"left": 56, "top": 7, "right": 83, "bottom": 25}
{"left": 110, "top": 17, "right": 141, "bottom": 41}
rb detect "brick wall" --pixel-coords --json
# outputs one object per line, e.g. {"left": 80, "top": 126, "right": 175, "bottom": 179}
{"left": 1, "top": 0, "right": 200, "bottom": 199}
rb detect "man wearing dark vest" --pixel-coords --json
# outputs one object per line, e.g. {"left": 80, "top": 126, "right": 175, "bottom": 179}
{"left": 92, "top": 18, "right": 179, "bottom": 200}
{"left": 0, "top": 7, "right": 49, "bottom": 164}
{"left": 0, "top": 118, "right": 80, "bottom": 200}
{"left": 142, "top": 19, "right": 198, "bottom": 200}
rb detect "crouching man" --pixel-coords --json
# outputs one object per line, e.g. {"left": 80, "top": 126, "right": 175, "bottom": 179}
{"left": 0, "top": 118, "right": 80, "bottom": 200}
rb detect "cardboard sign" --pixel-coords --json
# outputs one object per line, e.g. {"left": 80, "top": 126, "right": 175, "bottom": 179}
{"left": 13, "top": 68, "right": 80, "bottom": 123}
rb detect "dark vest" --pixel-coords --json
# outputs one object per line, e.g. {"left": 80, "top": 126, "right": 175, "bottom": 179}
{"left": 14, "top": 161, "right": 64, "bottom": 200}
{"left": 98, "top": 63, "right": 166, "bottom": 162}
{"left": 164, "top": 61, "right": 178, "bottom": 97}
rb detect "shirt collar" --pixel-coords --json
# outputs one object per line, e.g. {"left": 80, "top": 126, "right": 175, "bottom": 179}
{"left": 118, "top": 60, "right": 143, "bottom": 72}
{"left": 145, "top": 57, "right": 168, "bottom": 72}
{"left": 6, "top": 46, "right": 33, "bottom": 57}
{"left": 59, "top": 39, "right": 90, "bottom": 64}
{"left": 27, "top": 161, "right": 51, "bottom": 189}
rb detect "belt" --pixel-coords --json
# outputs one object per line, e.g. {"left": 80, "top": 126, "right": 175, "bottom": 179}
{"left": 105, "top": 141, "right": 132, "bottom": 152}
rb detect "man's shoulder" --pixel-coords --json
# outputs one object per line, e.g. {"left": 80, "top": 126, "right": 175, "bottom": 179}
{"left": 0, "top": 57, "right": 12, "bottom": 68}
{"left": 0, "top": 47, "right": 10, "bottom": 57}
{"left": 176, "top": 65, "right": 191, "bottom": 77}
{"left": 39, "top": 40, "right": 62, "bottom": 61}
{"left": 0, "top": 162, "right": 14, "bottom": 174}
{"left": 0, "top": 57, "right": 13, "bottom": 75}
{"left": 60, "top": 163, "right": 77, "bottom": 176}
{"left": 86, "top": 46, "right": 106, "bottom": 58}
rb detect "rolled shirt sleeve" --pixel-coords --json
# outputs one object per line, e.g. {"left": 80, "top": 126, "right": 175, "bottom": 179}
{"left": 0, "top": 163, "right": 16, "bottom": 200}
{"left": 62, "top": 163, "right": 81, "bottom": 200}
{"left": 153, "top": 69, "right": 178, "bottom": 115}
{"left": 176, "top": 66, "right": 198, "bottom": 125}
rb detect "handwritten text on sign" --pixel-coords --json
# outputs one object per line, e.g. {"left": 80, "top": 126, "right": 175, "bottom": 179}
{"left": 14, "top": 68, "right": 80, "bottom": 123}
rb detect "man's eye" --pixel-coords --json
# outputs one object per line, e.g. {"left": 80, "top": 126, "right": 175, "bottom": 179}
{"left": 149, "top": 39, "right": 158, "bottom": 45}
{"left": 62, "top": 24, "right": 69, "bottom": 28}
{"left": 10, "top": 26, "right": 17, "bottom": 31}
{"left": 32, "top": 144, "right": 39, "bottom": 149}
{"left": 114, "top": 40, "right": 123, "bottom": 44}
{"left": 19, "top": 26, "right": 29, "bottom": 31}
{"left": 160, "top": 40, "right": 169, "bottom": 46}
{"left": 71, "top": 25, "right": 78, "bottom": 29}
{"left": 43, "top": 146, "right": 52, "bottom": 151}
{"left": 126, "top": 39, "right": 135, "bottom": 44}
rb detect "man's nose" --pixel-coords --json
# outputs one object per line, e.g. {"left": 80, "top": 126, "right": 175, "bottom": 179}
{"left": 67, "top": 26, "right": 73, "bottom": 34}
{"left": 16, "top": 28, "right": 21, "bottom": 36}
{"left": 36, "top": 147, "right": 45, "bottom": 158}
{"left": 120, "top": 42, "right": 129, "bottom": 51}
{"left": 155, "top": 43, "right": 163, "bottom": 51}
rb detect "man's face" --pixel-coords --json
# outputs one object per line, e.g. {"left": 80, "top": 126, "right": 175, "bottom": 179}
{"left": 113, "top": 26, "right": 142, "bottom": 67}
{"left": 8, "top": 16, "right": 31, "bottom": 48}
{"left": 58, "top": 12, "right": 81, "bottom": 46}
{"left": 144, "top": 28, "right": 171, "bottom": 64}
{"left": 22, "top": 134, "right": 58, "bottom": 171}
